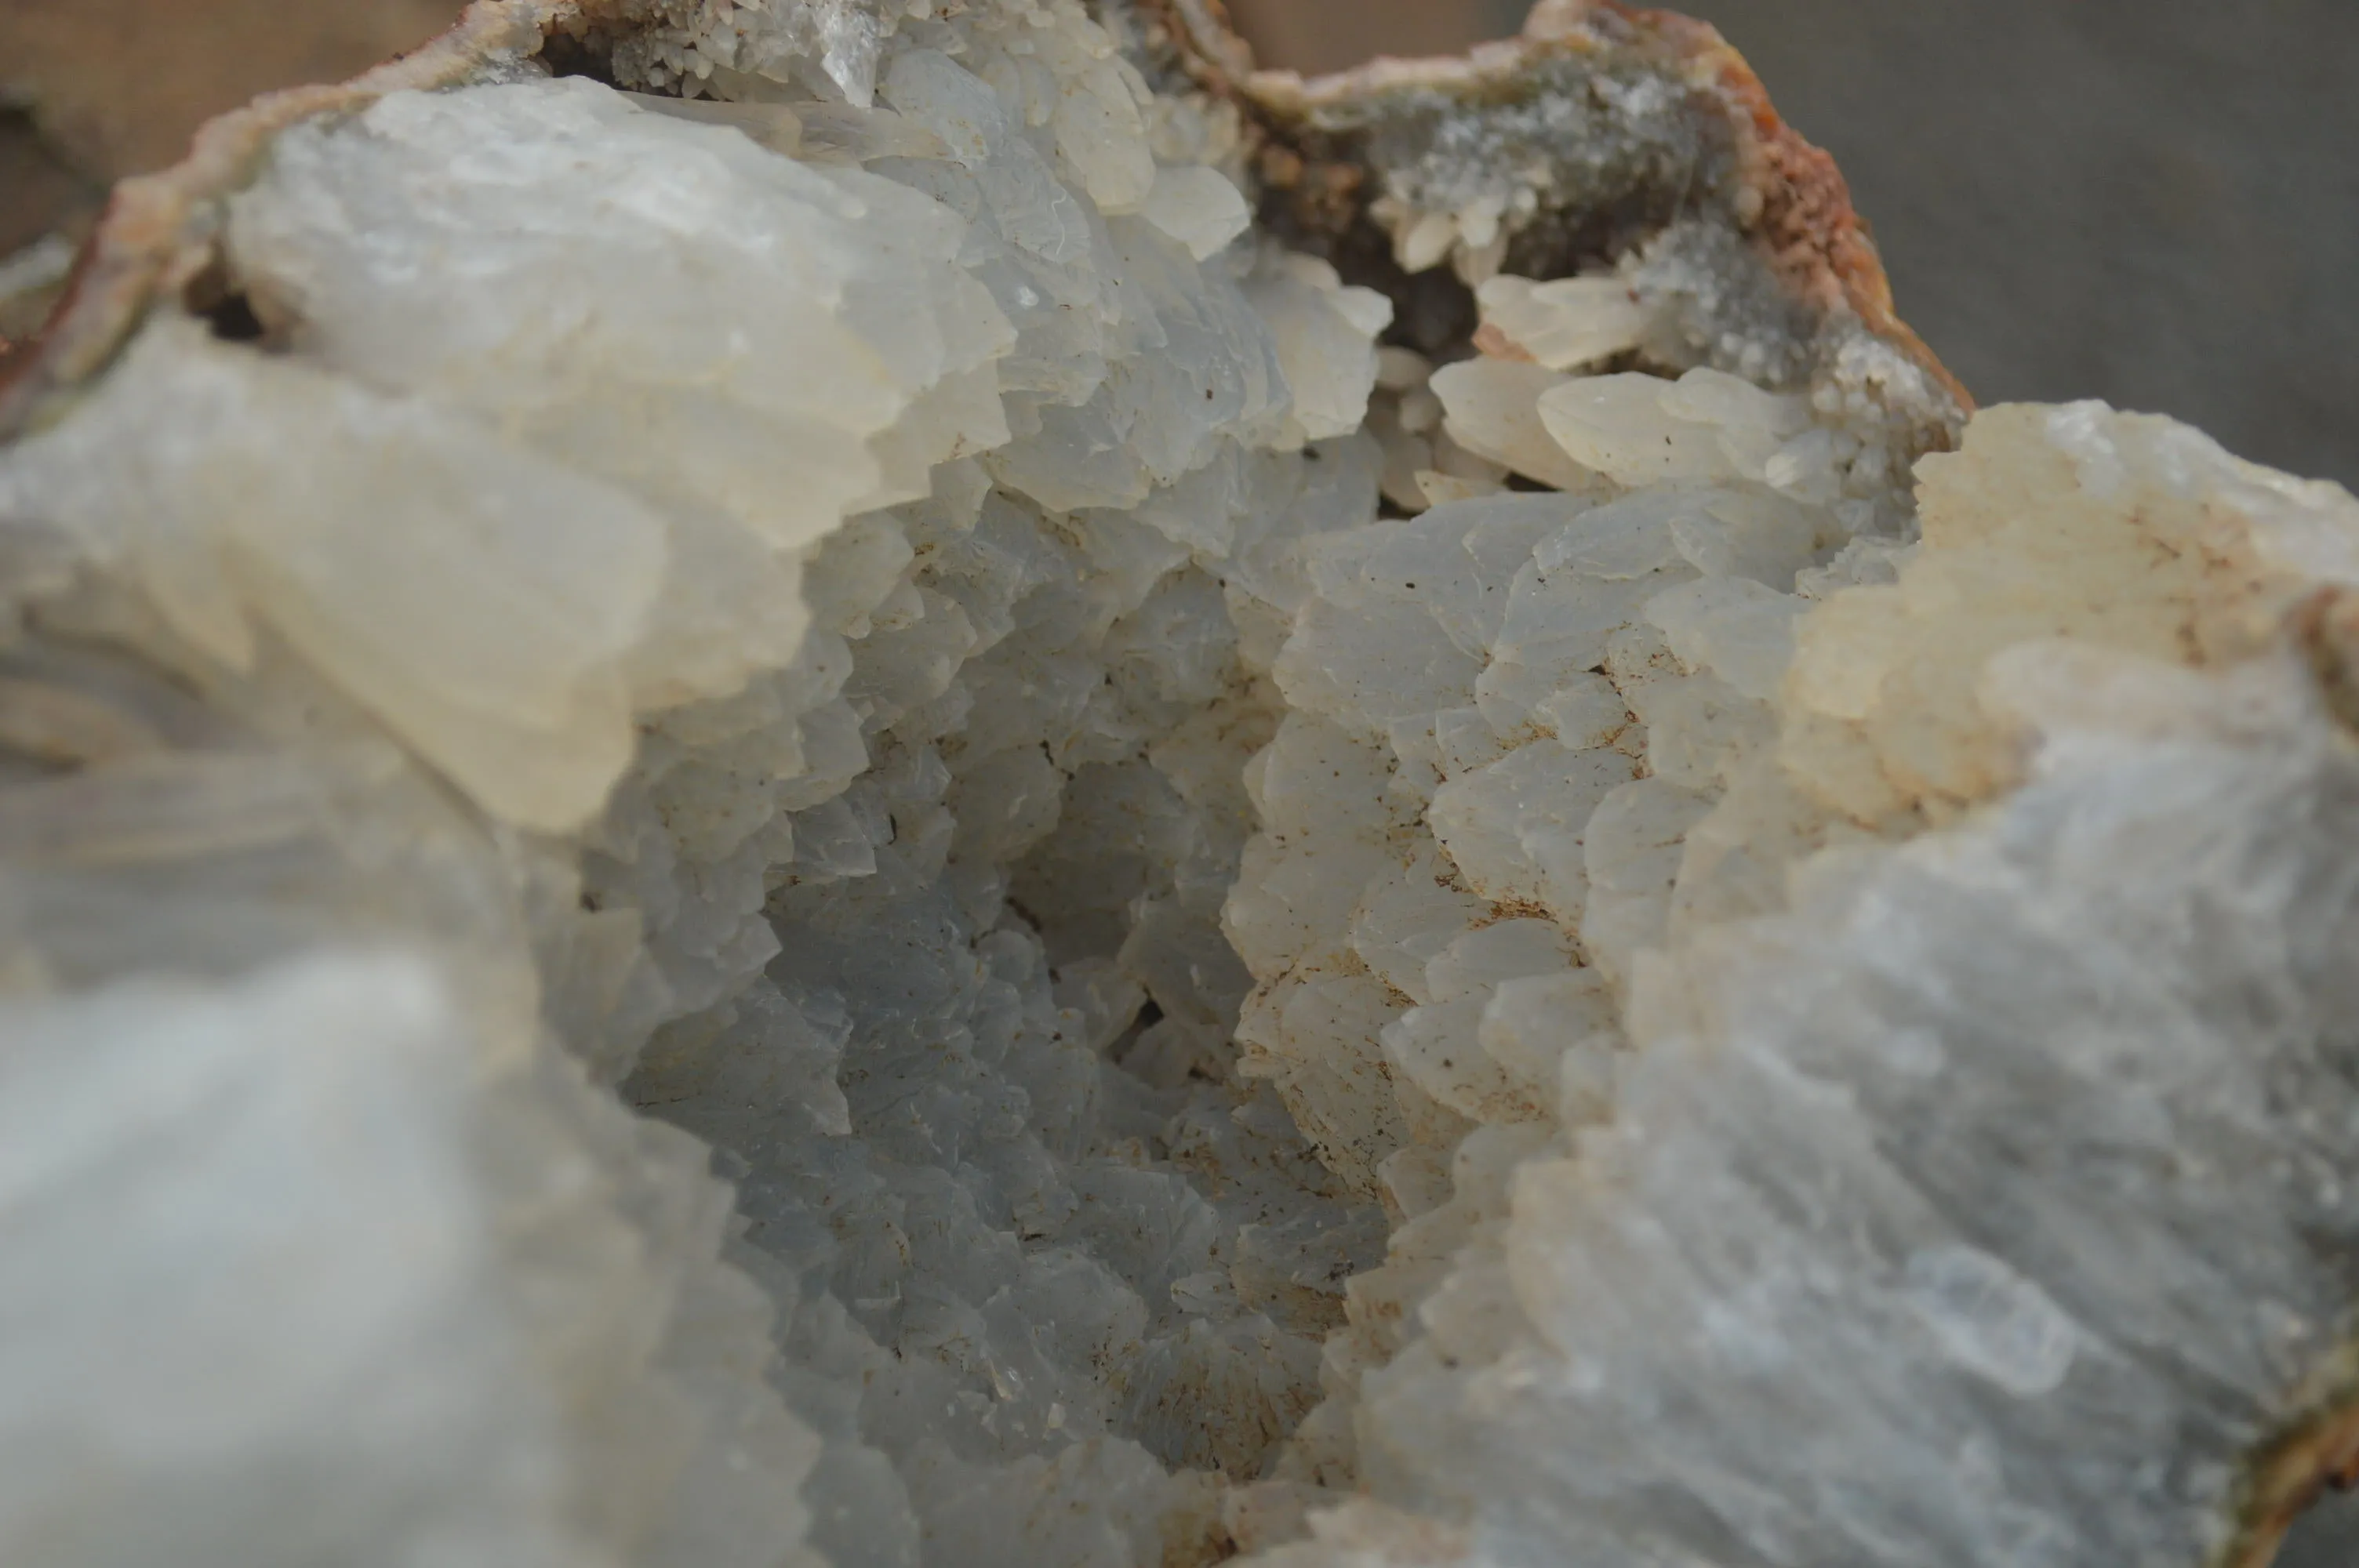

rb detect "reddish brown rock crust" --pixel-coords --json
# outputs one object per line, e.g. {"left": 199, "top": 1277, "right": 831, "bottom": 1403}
{"left": 3, "top": 0, "right": 1968, "bottom": 441}
{"left": 1139, "top": 0, "right": 1970, "bottom": 417}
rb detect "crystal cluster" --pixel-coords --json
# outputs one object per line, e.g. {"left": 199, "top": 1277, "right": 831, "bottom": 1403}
{"left": 2, "top": 3, "right": 2357, "bottom": 1567}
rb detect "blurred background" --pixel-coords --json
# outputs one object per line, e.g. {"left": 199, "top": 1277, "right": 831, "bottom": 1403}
{"left": 0, "top": 0, "right": 2354, "bottom": 1559}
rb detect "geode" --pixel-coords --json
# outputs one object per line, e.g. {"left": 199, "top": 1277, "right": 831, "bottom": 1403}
{"left": 2, "top": 4, "right": 2357, "bottom": 1567}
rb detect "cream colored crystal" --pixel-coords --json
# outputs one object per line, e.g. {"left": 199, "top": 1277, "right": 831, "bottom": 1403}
{"left": 2, "top": 4, "right": 2357, "bottom": 1568}
{"left": 1474, "top": 274, "right": 1651, "bottom": 371}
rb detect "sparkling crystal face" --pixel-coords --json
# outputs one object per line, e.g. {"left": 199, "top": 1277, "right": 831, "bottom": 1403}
{"left": 2, "top": 5, "right": 2357, "bottom": 1567}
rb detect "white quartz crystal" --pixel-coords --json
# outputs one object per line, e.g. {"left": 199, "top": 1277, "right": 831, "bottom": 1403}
{"left": 1474, "top": 273, "right": 1651, "bottom": 372}
{"left": 3, "top": 2, "right": 2357, "bottom": 1566}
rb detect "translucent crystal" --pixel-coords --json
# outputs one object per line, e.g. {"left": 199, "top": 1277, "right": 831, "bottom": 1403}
{"left": 3, "top": 4, "right": 2357, "bottom": 1567}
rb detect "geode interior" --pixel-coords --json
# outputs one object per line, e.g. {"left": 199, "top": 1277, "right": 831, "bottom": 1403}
{"left": 4, "top": 5, "right": 2359, "bottom": 1568}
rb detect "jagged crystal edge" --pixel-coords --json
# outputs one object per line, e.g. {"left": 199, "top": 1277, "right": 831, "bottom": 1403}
{"left": 0, "top": 2, "right": 2356, "bottom": 1566}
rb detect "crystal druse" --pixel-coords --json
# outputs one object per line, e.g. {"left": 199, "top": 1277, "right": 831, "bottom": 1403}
{"left": 3, "top": 3, "right": 2358, "bottom": 1566}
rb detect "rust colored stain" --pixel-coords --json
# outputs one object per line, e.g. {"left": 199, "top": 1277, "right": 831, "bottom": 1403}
{"left": 8, "top": 0, "right": 1970, "bottom": 443}
{"left": 1151, "top": 0, "right": 1970, "bottom": 419}
{"left": 1659, "top": 6, "right": 1976, "bottom": 414}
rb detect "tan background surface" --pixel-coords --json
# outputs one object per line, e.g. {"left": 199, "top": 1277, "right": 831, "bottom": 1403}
{"left": 0, "top": 3, "right": 2354, "bottom": 1555}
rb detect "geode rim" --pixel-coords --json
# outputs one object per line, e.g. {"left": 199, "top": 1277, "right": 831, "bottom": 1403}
{"left": 0, "top": 0, "right": 1965, "bottom": 448}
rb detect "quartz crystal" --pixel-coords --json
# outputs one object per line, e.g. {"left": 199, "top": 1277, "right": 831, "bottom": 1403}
{"left": 2, "top": 3, "right": 2357, "bottom": 1567}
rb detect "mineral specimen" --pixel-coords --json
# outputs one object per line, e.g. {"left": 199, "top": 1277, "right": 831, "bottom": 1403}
{"left": 2, "top": 3, "right": 2356, "bottom": 1566}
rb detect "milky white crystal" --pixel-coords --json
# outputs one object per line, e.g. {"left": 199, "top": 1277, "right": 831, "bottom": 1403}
{"left": 3, "top": 2, "right": 2358, "bottom": 1566}
{"left": 1474, "top": 273, "right": 1650, "bottom": 372}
